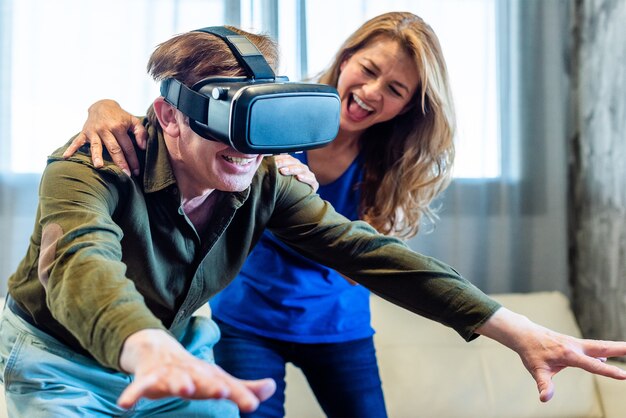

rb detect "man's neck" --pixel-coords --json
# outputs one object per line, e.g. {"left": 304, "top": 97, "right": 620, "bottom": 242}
{"left": 181, "top": 190, "right": 220, "bottom": 233}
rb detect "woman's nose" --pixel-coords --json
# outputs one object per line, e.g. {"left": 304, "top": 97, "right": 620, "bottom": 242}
{"left": 361, "top": 79, "right": 383, "bottom": 100}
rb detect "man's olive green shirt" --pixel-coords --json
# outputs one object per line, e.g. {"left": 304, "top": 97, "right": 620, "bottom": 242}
{"left": 8, "top": 119, "right": 500, "bottom": 371}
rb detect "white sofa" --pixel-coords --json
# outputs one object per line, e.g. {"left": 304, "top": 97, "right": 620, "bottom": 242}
{"left": 285, "top": 292, "right": 626, "bottom": 418}
{"left": 2, "top": 292, "right": 625, "bottom": 418}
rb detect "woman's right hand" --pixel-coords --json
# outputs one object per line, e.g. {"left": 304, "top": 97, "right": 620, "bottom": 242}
{"left": 273, "top": 154, "right": 319, "bottom": 192}
{"left": 63, "top": 99, "right": 147, "bottom": 176}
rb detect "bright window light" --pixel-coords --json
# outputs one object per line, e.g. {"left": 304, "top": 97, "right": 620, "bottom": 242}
{"left": 7, "top": 0, "right": 225, "bottom": 173}
{"left": 303, "top": 0, "right": 500, "bottom": 179}
{"left": 6, "top": 0, "right": 499, "bottom": 179}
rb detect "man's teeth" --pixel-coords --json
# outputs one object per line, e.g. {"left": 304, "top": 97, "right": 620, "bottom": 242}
{"left": 353, "top": 94, "right": 374, "bottom": 112}
{"left": 223, "top": 155, "right": 254, "bottom": 165}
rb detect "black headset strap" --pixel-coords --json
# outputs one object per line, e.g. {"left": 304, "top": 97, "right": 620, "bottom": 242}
{"left": 196, "top": 26, "right": 275, "bottom": 80}
{"left": 160, "top": 79, "right": 208, "bottom": 123}
{"left": 160, "top": 26, "right": 275, "bottom": 123}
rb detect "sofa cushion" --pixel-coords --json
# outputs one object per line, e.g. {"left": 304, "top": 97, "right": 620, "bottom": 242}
{"left": 284, "top": 292, "right": 605, "bottom": 418}
{"left": 371, "top": 292, "right": 603, "bottom": 418}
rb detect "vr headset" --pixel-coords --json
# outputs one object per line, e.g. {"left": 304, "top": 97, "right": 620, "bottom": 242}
{"left": 160, "top": 26, "right": 341, "bottom": 154}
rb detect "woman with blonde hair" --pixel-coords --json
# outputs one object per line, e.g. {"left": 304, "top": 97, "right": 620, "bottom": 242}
{"left": 67, "top": 12, "right": 456, "bottom": 417}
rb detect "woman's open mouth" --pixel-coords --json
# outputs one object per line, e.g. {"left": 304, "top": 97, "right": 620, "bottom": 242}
{"left": 353, "top": 94, "right": 374, "bottom": 112}
{"left": 346, "top": 93, "right": 374, "bottom": 122}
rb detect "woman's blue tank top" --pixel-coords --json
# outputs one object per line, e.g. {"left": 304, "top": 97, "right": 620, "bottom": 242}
{"left": 209, "top": 152, "right": 373, "bottom": 343}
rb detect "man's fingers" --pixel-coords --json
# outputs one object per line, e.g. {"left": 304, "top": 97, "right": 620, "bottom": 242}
{"left": 583, "top": 340, "right": 626, "bottom": 361}
{"left": 117, "top": 373, "right": 160, "bottom": 408}
{"left": 529, "top": 340, "right": 626, "bottom": 405}
{"left": 224, "top": 383, "right": 262, "bottom": 413}
{"left": 117, "top": 368, "right": 266, "bottom": 412}
{"left": 200, "top": 380, "right": 231, "bottom": 399}
{"left": 205, "top": 367, "right": 274, "bottom": 413}
{"left": 577, "top": 355, "right": 626, "bottom": 379}
{"left": 166, "top": 373, "right": 196, "bottom": 398}
{"left": 539, "top": 383, "right": 554, "bottom": 403}
{"left": 533, "top": 369, "right": 554, "bottom": 402}
{"left": 245, "top": 378, "right": 276, "bottom": 402}
{"left": 562, "top": 339, "right": 626, "bottom": 378}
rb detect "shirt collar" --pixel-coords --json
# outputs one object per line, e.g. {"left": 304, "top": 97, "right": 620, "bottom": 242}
{"left": 142, "top": 120, "right": 178, "bottom": 194}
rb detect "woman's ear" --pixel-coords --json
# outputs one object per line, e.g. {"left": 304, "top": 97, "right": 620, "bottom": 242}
{"left": 153, "top": 97, "right": 180, "bottom": 138}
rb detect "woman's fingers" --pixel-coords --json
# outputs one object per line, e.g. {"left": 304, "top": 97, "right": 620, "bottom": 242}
{"left": 274, "top": 154, "right": 319, "bottom": 191}
{"left": 62, "top": 132, "right": 89, "bottom": 161}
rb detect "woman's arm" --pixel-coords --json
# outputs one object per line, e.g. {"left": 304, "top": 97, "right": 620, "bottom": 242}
{"left": 63, "top": 99, "right": 147, "bottom": 176}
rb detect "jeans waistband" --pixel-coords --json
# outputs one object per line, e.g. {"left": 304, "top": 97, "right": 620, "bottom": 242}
{"left": 6, "top": 295, "right": 39, "bottom": 328}
{"left": 5, "top": 295, "right": 90, "bottom": 357}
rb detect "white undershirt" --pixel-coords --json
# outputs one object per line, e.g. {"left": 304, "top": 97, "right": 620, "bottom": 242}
{"left": 181, "top": 191, "right": 220, "bottom": 234}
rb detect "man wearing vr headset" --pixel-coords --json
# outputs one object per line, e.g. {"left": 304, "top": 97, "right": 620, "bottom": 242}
{"left": 3, "top": 25, "right": 626, "bottom": 418}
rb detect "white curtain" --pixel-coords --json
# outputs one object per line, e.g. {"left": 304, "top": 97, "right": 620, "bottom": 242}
{"left": 0, "top": 0, "right": 572, "bottom": 296}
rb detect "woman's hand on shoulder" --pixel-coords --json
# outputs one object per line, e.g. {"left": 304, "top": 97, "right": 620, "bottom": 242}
{"left": 273, "top": 154, "right": 319, "bottom": 192}
{"left": 63, "top": 99, "right": 147, "bottom": 176}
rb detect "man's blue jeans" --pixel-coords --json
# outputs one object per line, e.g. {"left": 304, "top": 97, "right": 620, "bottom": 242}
{"left": 213, "top": 318, "right": 388, "bottom": 418}
{"left": 0, "top": 304, "right": 238, "bottom": 417}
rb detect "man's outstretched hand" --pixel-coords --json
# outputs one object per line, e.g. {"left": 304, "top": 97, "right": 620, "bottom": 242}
{"left": 477, "top": 307, "right": 626, "bottom": 402}
{"left": 118, "top": 329, "right": 276, "bottom": 412}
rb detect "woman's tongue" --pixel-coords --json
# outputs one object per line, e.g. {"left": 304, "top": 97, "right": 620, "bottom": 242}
{"left": 347, "top": 96, "right": 371, "bottom": 122}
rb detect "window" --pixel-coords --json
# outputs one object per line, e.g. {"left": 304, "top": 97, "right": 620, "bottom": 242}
{"left": 286, "top": 0, "right": 500, "bottom": 179}
{"left": 1, "top": 0, "right": 499, "bottom": 179}
{"left": 3, "top": 0, "right": 229, "bottom": 173}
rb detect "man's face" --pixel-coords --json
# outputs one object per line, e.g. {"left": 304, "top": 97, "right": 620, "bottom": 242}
{"left": 177, "top": 118, "right": 264, "bottom": 193}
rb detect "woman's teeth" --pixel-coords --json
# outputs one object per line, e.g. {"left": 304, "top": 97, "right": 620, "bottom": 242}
{"left": 353, "top": 94, "right": 374, "bottom": 112}
{"left": 223, "top": 155, "right": 254, "bottom": 165}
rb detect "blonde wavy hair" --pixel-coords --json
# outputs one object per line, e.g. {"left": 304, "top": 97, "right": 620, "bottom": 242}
{"left": 318, "top": 12, "right": 456, "bottom": 239}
